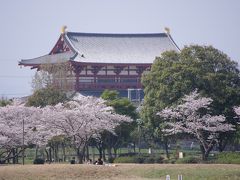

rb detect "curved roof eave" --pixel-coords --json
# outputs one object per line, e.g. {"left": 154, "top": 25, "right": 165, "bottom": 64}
{"left": 167, "top": 34, "right": 181, "bottom": 52}
{"left": 19, "top": 51, "right": 74, "bottom": 65}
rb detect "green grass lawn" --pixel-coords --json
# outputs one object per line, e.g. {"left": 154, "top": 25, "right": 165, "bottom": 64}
{"left": 0, "top": 164, "right": 239, "bottom": 180}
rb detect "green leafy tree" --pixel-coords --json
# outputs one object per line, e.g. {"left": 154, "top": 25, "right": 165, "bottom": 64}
{"left": 95, "top": 90, "right": 137, "bottom": 160}
{"left": 101, "top": 90, "right": 137, "bottom": 119}
{"left": 141, "top": 45, "right": 240, "bottom": 152}
{"left": 0, "top": 97, "right": 11, "bottom": 107}
{"left": 26, "top": 87, "right": 68, "bottom": 107}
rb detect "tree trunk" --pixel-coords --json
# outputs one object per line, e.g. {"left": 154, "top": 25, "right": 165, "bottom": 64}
{"left": 103, "top": 148, "right": 106, "bottom": 161}
{"left": 12, "top": 148, "right": 16, "bottom": 164}
{"left": 113, "top": 148, "right": 117, "bottom": 158}
{"left": 7, "top": 150, "right": 11, "bottom": 164}
{"left": 201, "top": 150, "right": 210, "bottom": 161}
{"left": 35, "top": 146, "right": 39, "bottom": 159}
{"left": 76, "top": 147, "right": 84, "bottom": 164}
{"left": 39, "top": 148, "right": 44, "bottom": 160}
{"left": 164, "top": 139, "right": 170, "bottom": 159}
{"left": 98, "top": 146, "right": 103, "bottom": 159}
{"left": 133, "top": 142, "right": 136, "bottom": 153}
{"left": 200, "top": 145, "right": 213, "bottom": 161}
{"left": 86, "top": 145, "right": 89, "bottom": 161}
{"left": 52, "top": 147, "right": 55, "bottom": 162}
{"left": 16, "top": 148, "right": 19, "bottom": 164}
{"left": 3, "top": 149, "right": 23, "bottom": 164}
{"left": 107, "top": 147, "right": 112, "bottom": 159}
{"left": 49, "top": 148, "right": 52, "bottom": 162}
{"left": 54, "top": 145, "right": 59, "bottom": 162}
{"left": 218, "top": 138, "right": 228, "bottom": 152}
{"left": 62, "top": 143, "right": 66, "bottom": 162}
{"left": 92, "top": 146, "right": 95, "bottom": 162}
{"left": 45, "top": 149, "right": 49, "bottom": 163}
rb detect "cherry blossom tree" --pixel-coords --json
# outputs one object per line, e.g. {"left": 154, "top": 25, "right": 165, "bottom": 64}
{"left": 41, "top": 94, "right": 132, "bottom": 163}
{"left": 0, "top": 94, "right": 132, "bottom": 164}
{"left": 233, "top": 106, "right": 240, "bottom": 148}
{"left": 157, "top": 90, "right": 235, "bottom": 160}
{"left": 0, "top": 104, "right": 49, "bottom": 163}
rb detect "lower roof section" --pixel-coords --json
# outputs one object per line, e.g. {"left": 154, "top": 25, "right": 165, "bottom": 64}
{"left": 19, "top": 51, "right": 75, "bottom": 66}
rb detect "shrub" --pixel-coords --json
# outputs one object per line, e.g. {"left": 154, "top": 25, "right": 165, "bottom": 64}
{"left": 154, "top": 156, "right": 164, "bottom": 164}
{"left": 118, "top": 152, "right": 137, "bottom": 157}
{"left": 144, "top": 156, "right": 155, "bottom": 164}
{"left": 108, "top": 157, "right": 115, "bottom": 163}
{"left": 114, "top": 154, "right": 164, "bottom": 164}
{"left": 135, "top": 156, "right": 145, "bottom": 164}
{"left": 70, "top": 160, "right": 75, "bottom": 164}
{"left": 214, "top": 152, "right": 240, "bottom": 164}
{"left": 0, "top": 160, "right": 6, "bottom": 164}
{"left": 176, "top": 156, "right": 200, "bottom": 164}
{"left": 163, "top": 158, "right": 176, "bottom": 164}
{"left": 114, "top": 155, "right": 145, "bottom": 163}
{"left": 33, "top": 158, "right": 45, "bottom": 164}
{"left": 114, "top": 156, "right": 136, "bottom": 163}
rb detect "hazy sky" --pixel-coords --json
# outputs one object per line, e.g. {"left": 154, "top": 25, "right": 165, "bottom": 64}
{"left": 0, "top": 0, "right": 240, "bottom": 98}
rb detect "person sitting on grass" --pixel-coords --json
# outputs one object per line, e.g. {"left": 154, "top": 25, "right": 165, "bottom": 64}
{"left": 95, "top": 158, "right": 103, "bottom": 165}
{"left": 86, "top": 159, "right": 92, "bottom": 164}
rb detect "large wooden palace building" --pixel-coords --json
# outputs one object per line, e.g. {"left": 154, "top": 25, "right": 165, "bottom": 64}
{"left": 19, "top": 27, "right": 179, "bottom": 98}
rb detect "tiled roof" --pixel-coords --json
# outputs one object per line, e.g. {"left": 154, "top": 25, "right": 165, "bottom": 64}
{"left": 19, "top": 51, "right": 74, "bottom": 65}
{"left": 19, "top": 32, "right": 179, "bottom": 65}
{"left": 65, "top": 32, "right": 179, "bottom": 64}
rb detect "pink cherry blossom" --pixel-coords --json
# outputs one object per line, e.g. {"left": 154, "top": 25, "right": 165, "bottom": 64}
{"left": 0, "top": 93, "right": 132, "bottom": 163}
{"left": 157, "top": 90, "right": 235, "bottom": 159}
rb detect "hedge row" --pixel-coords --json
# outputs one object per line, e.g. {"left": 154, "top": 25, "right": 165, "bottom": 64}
{"left": 113, "top": 154, "right": 164, "bottom": 164}
{"left": 213, "top": 152, "right": 240, "bottom": 164}
{"left": 33, "top": 158, "right": 45, "bottom": 164}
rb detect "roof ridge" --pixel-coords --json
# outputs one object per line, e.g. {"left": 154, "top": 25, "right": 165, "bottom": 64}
{"left": 66, "top": 32, "right": 168, "bottom": 37}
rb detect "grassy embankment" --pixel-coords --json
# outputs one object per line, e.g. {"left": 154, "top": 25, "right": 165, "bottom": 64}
{"left": 0, "top": 164, "right": 240, "bottom": 180}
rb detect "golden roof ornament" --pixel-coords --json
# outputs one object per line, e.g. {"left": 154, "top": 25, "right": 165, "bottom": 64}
{"left": 61, "top": 26, "right": 67, "bottom": 34}
{"left": 164, "top": 27, "right": 170, "bottom": 34}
